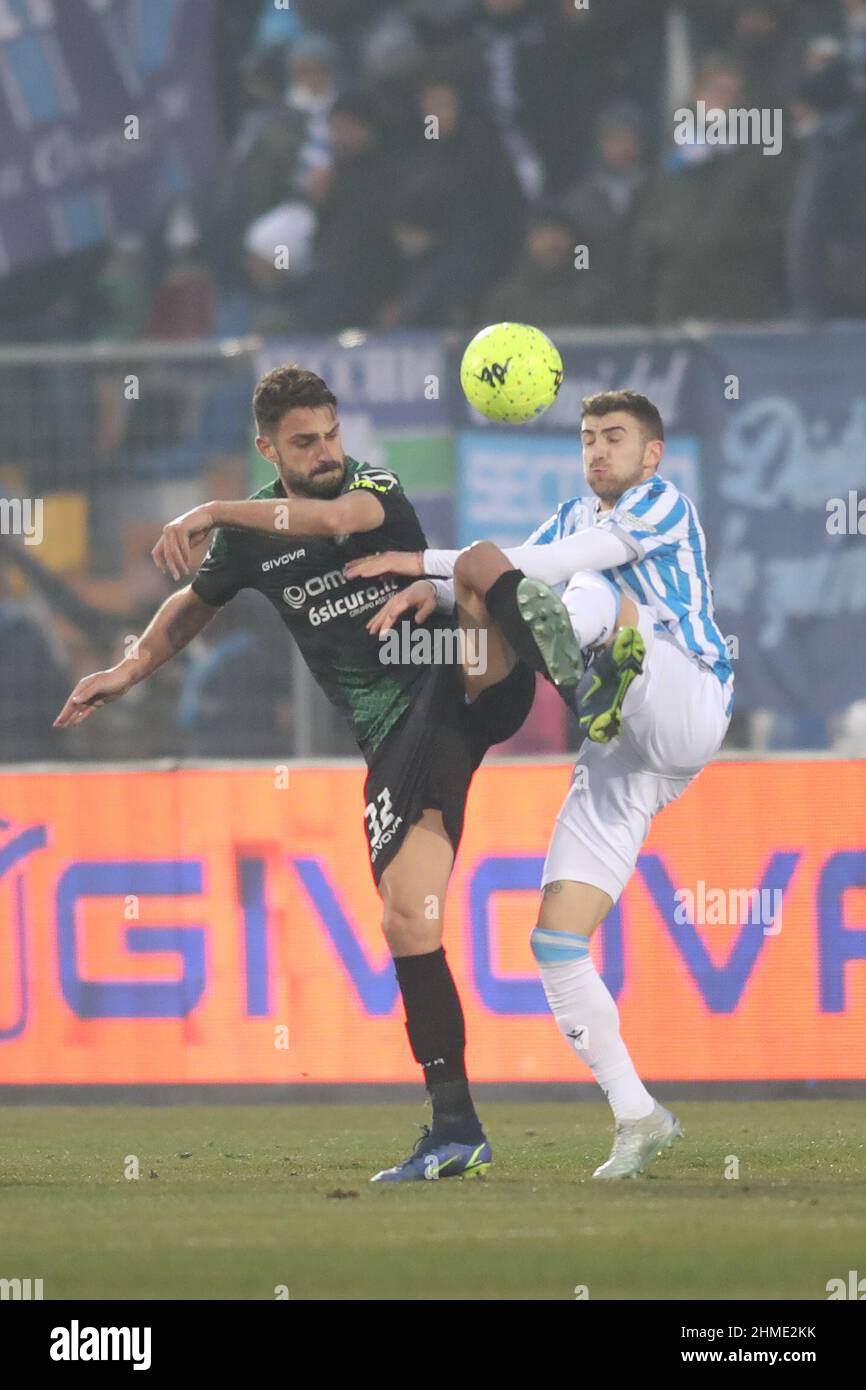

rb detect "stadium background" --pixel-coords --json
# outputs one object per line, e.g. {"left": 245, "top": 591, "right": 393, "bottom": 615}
{"left": 1, "top": 0, "right": 865, "bottom": 1092}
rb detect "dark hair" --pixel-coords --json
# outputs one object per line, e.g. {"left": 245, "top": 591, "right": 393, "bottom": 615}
{"left": 253, "top": 364, "right": 337, "bottom": 434}
{"left": 527, "top": 198, "right": 575, "bottom": 236}
{"left": 581, "top": 390, "right": 665, "bottom": 443}
{"left": 329, "top": 92, "right": 385, "bottom": 136}
{"left": 794, "top": 56, "right": 852, "bottom": 115}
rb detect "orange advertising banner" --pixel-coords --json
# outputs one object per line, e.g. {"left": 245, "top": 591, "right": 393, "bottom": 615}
{"left": 1, "top": 761, "right": 864, "bottom": 1083}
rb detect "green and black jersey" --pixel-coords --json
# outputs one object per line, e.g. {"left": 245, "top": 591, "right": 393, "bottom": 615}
{"left": 191, "top": 457, "right": 455, "bottom": 757}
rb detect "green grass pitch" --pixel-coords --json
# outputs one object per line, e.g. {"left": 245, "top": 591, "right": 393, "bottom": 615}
{"left": 1, "top": 1101, "right": 864, "bottom": 1300}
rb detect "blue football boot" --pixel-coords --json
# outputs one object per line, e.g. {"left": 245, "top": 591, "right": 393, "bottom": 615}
{"left": 370, "top": 1125, "right": 492, "bottom": 1183}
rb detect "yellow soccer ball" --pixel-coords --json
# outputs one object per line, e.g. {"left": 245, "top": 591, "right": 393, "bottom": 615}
{"left": 460, "top": 322, "right": 564, "bottom": 423}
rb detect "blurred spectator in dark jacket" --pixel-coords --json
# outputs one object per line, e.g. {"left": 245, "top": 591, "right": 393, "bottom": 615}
{"left": 404, "top": 0, "right": 479, "bottom": 74}
{"left": 366, "top": 0, "right": 477, "bottom": 66}
{"left": 413, "top": 74, "right": 527, "bottom": 297}
{"left": 473, "top": 0, "right": 554, "bottom": 199}
{"left": 535, "top": 0, "right": 666, "bottom": 193}
{"left": 678, "top": 0, "right": 831, "bottom": 77}
{"left": 633, "top": 55, "right": 796, "bottom": 324}
{"left": 729, "top": 1, "right": 807, "bottom": 106}
{"left": 294, "top": 94, "right": 399, "bottom": 331}
{"left": 361, "top": 0, "right": 478, "bottom": 80}
{"left": 357, "top": 1, "right": 468, "bottom": 162}
{"left": 787, "top": 57, "right": 866, "bottom": 320}
{"left": 485, "top": 202, "right": 614, "bottom": 328}
{"left": 211, "top": 0, "right": 266, "bottom": 138}
{"left": 377, "top": 180, "right": 486, "bottom": 330}
{"left": 561, "top": 101, "right": 650, "bottom": 324}
{"left": 208, "top": 46, "right": 306, "bottom": 287}
{"left": 360, "top": 2, "right": 483, "bottom": 168}
{"left": 294, "top": 0, "right": 394, "bottom": 73}
{"left": 361, "top": 5, "right": 421, "bottom": 85}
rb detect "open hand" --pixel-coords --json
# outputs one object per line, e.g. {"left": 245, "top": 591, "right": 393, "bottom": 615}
{"left": 366, "top": 580, "right": 437, "bottom": 636}
{"left": 53, "top": 666, "right": 134, "bottom": 728}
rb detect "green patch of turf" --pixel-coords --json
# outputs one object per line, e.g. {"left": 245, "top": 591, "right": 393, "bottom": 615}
{"left": 1, "top": 1102, "right": 863, "bottom": 1300}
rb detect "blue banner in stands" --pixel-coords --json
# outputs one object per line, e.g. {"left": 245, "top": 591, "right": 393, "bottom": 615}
{"left": 699, "top": 324, "right": 866, "bottom": 718}
{"left": 258, "top": 335, "right": 454, "bottom": 432}
{"left": 0, "top": 0, "right": 222, "bottom": 275}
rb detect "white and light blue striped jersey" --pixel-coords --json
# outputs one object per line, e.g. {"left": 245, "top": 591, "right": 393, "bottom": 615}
{"left": 525, "top": 476, "right": 734, "bottom": 713}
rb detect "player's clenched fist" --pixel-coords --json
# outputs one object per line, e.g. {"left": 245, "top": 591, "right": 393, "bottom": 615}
{"left": 344, "top": 550, "right": 423, "bottom": 581}
{"left": 152, "top": 504, "right": 216, "bottom": 581}
{"left": 53, "top": 667, "right": 135, "bottom": 728}
{"left": 366, "top": 580, "right": 438, "bottom": 635}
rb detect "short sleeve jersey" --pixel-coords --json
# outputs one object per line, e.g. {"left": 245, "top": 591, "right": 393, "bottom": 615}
{"left": 191, "top": 458, "right": 455, "bottom": 755}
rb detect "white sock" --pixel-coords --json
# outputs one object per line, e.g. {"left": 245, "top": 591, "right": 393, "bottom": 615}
{"left": 531, "top": 928, "right": 655, "bottom": 1122}
{"left": 561, "top": 572, "right": 619, "bottom": 649}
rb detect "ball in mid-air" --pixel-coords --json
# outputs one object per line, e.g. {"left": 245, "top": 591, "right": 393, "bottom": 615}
{"left": 460, "top": 323, "right": 564, "bottom": 424}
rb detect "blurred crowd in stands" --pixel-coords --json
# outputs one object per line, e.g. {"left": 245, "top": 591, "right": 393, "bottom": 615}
{"left": 1, "top": 0, "right": 865, "bottom": 343}
{"left": 3, "top": 0, "right": 866, "bottom": 764}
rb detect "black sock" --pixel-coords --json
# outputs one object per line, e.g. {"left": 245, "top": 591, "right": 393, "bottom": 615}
{"left": 393, "top": 948, "right": 484, "bottom": 1141}
{"left": 484, "top": 568, "right": 546, "bottom": 674}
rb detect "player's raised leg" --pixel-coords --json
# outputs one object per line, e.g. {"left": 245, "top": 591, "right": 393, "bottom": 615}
{"left": 453, "top": 543, "right": 645, "bottom": 739}
{"left": 370, "top": 809, "right": 491, "bottom": 1182}
{"left": 452, "top": 561, "right": 519, "bottom": 703}
{"left": 454, "top": 543, "right": 583, "bottom": 689}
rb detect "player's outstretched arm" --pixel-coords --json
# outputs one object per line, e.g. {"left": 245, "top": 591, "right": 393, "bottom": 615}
{"left": 53, "top": 586, "right": 216, "bottom": 728}
{"left": 349, "top": 531, "right": 637, "bottom": 588}
{"left": 344, "top": 550, "right": 423, "bottom": 581}
{"left": 153, "top": 492, "right": 386, "bottom": 581}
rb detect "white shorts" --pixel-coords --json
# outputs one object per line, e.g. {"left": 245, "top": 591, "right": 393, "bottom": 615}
{"left": 542, "top": 606, "right": 730, "bottom": 903}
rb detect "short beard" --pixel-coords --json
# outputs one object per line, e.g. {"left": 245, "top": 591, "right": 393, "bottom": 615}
{"left": 590, "top": 463, "right": 647, "bottom": 505}
{"left": 591, "top": 479, "right": 630, "bottom": 505}
{"left": 279, "top": 459, "right": 346, "bottom": 500}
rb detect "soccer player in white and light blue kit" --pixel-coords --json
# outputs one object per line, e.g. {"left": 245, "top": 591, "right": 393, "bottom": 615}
{"left": 350, "top": 391, "right": 733, "bottom": 1179}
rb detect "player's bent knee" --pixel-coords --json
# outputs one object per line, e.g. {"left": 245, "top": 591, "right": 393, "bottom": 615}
{"left": 381, "top": 903, "right": 442, "bottom": 956}
{"left": 454, "top": 540, "right": 506, "bottom": 595}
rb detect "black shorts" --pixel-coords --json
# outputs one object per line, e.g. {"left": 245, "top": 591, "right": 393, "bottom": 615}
{"left": 362, "top": 660, "right": 536, "bottom": 885}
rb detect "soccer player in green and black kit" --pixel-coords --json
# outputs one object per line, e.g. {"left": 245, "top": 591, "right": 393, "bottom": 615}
{"left": 54, "top": 365, "right": 536, "bottom": 1182}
